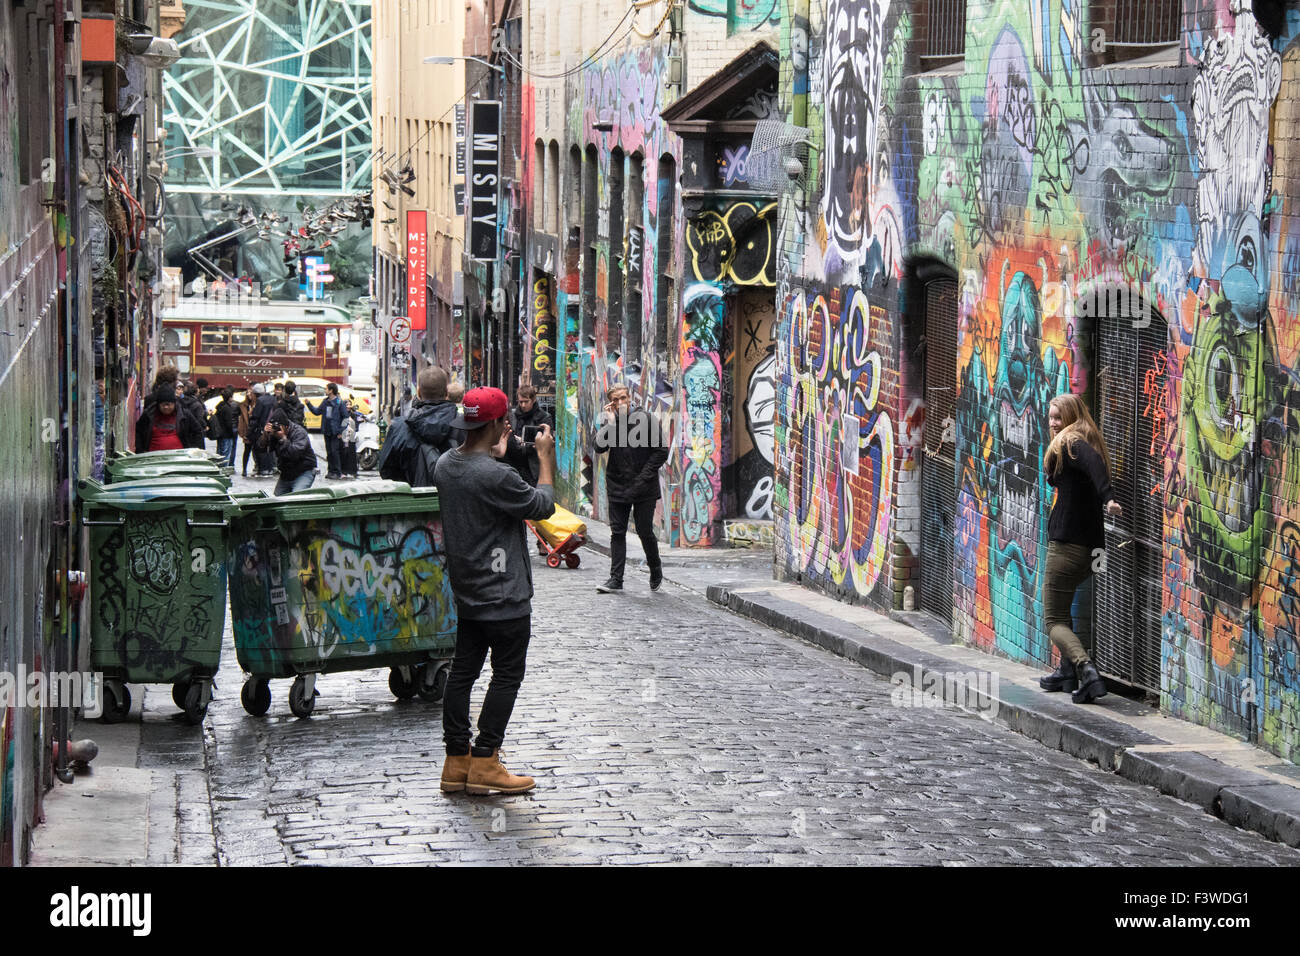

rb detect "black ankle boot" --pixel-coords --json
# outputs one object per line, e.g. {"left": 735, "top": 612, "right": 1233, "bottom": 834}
{"left": 1071, "top": 661, "right": 1108, "bottom": 704}
{"left": 1039, "top": 657, "right": 1078, "bottom": 693}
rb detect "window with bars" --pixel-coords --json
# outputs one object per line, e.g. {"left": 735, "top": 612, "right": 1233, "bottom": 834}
{"left": 1112, "top": 0, "right": 1180, "bottom": 46}
{"left": 918, "top": 0, "right": 966, "bottom": 63}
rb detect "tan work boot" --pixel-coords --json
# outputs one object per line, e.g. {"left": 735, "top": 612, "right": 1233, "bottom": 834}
{"left": 440, "top": 752, "right": 472, "bottom": 793}
{"left": 466, "top": 749, "right": 535, "bottom": 795}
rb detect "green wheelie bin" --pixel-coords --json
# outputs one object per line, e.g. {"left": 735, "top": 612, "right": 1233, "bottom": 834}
{"left": 79, "top": 477, "right": 234, "bottom": 724}
{"left": 226, "top": 481, "right": 457, "bottom": 719}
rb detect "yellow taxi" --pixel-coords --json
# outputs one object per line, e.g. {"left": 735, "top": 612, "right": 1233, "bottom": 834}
{"left": 205, "top": 377, "right": 373, "bottom": 431}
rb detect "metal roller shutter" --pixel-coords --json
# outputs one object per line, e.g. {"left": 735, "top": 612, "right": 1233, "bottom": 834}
{"left": 920, "top": 277, "right": 958, "bottom": 624}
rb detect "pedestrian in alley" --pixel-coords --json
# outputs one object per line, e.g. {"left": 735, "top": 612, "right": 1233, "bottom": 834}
{"left": 179, "top": 381, "right": 208, "bottom": 449}
{"left": 238, "top": 385, "right": 255, "bottom": 476}
{"left": 339, "top": 399, "right": 362, "bottom": 478}
{"left": 135, "top": 384, "right": 203, "bottom": 452}
{"left": 504, "top": 384, "right": 554, "bottom": 486}
{"left": 248, "top": 383, "right": 279, "bottom": 477}
{"left": 278, "top": 379, "right": 307, "bottom": 427}
{"left": 377, "top": 366, "right": 463, "bottom": 487}
{"left": 434, "top": 386, "right": 556, "bottom": 796}
{"left": 593, "top": 384, "right": 668, "bottom": 594}
{"left": 306, "top": 382, "right": 344, "bottom": 479}
{"left": 1038, "top": 393, "right": 1123, "bottom": 705}
{"left": 211, "top": 386, "right": 240, "bottom": 467}
{"left": 258, "top": 409, "right": 317, "bottom": 494}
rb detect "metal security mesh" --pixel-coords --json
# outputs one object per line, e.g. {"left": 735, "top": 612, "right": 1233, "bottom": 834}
{"left": 924, "top": 0, "right": 967, "bottom": 59}
{"left": 920, "top": 278, "right": 958, "bottom": 624}
{"left": 747, "top": 119, "right": 810, "bottom": 192}
{"left": 1094, "top": 307, "right": 1167, "bottom": 692}
{"left": 1112, "top": 0, "right": 1180, "bottom": 45}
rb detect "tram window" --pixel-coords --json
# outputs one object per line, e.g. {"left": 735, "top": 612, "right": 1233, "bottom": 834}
{"left": 201, "top": 329, "right": 231, "bottom": 352}
{"left": 171, "top": 354, "right": 191, "bottom": 373}
{"left": 161, "top": 327, "right": 191, "bottom": 350}
{"left": 231, "top": 331, "right": 258, "bottom": 353}
{"left": 259, "top": 329, "right": 287, "bottom": 353}
{"left": 288, "top": 329, "right": 317, "bottom": 353}
{"left": 325, "top": 329, "right": 339, "bottom": 355}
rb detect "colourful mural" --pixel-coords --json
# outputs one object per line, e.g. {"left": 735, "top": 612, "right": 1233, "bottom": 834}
{"left": 228, "top": 514, "right": 456, "bottom": 677}
{"left": 776, "top": 0, "right": 1300, "bottom": 762}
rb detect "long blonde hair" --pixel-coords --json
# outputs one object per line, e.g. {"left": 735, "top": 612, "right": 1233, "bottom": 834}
{"left": 1043, "top": 393, "right": 1112, "bottom": 476}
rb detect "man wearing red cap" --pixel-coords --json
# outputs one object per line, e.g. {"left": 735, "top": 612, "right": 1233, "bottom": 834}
{"left": 434, "top": 387, "right": 557, "bottom": 795}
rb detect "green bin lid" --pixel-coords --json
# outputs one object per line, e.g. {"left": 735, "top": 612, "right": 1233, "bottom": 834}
{"left": 108, "top": 461, "right": 226, "bottom": 479}
{"left": 79, "top": 476, "right": 234, "bottom": 511}
{"left": 108, "top": 448, "right": 223, "bottom": 465}
{"left": 232, "top": 480, "right": 440, "bottom": 522}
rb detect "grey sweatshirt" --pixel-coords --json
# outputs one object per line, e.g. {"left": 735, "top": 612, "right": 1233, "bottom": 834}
{"left": 434, "top": 447, "right": 556, "bottom": 621}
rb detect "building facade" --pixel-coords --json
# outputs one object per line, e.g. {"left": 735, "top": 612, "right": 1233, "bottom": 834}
{"left": 1, "top": 0, "right": 175, "bottom": 865}
{"left": 521, "top": 0, "right": 780, "bottom": 538}
{"left": 773, "top": 0, "right": 1300, "bottom": 765}
{"left": 371, "top": 0, "right": 466, "bottom": 413}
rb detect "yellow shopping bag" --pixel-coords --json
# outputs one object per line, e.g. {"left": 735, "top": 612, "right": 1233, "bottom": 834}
{"left": 533, "top": 505, "right": 587, "bottom": 549}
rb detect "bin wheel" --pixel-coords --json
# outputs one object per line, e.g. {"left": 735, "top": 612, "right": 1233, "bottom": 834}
{"left": 546, "top": 552, "right": 561, "bottom": 569}
{"left": 565, "top": 554, "right": 581, "bottom": 569}
{"left": 182, "top": 682, "right": 207, "bottom": 725}
{"left": 172, "top": 680, "right": 190, "bottom": 710}
{"left": 389, "top": 667, "right": 418, "bottom": 701}
{"left": 417, "top": 662, "right": 450, "bottom": 703}
{"left": 241, "top": 679, "right": 272, "bottom": 717}
{"left": 102, "top": 682, "right": 131, "bottom": 724}
{"left": 288, "top": 677, "right": 316, "bottom": 719}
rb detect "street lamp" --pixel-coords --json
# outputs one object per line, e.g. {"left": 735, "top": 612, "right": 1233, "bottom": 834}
{"left": 423, "top": 54, "right": 504, "bottom": 73}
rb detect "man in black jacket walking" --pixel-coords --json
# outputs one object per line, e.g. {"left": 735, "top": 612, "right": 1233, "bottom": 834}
{"left": 248, "top": 384, "right": 279, "bottom": 477}
{"left": 593, "top": 384, "right": 668, "bottom": 593}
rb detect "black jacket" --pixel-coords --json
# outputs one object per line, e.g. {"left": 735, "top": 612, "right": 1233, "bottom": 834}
{"left": 594, "top": 407, "right": 668, "bottom": 503}
{"left": 1046, "top": 437, "right": 1115, "bottom": 549}
{"left": 179, "top": 394, "right": 208, "bottom": 449}
{"left": 279, "top": 394, "right": 307, "bottom": 427}
{"left": 506, "top": 404, "right": 554, "bottom": 485}
{"left": 135, "top": 401, "right": 204, "bottom": 452}
{"left": 210, "top": 400, "right": 238, "bottom": 440}
{"left": 258, "top": 421, "right": 316, "bottom": 481}
{"left": 377, "top": 399, "right": 463, "bottom": 486}
{"left": 249, "top": 393, "right": 276, "bottom": 433}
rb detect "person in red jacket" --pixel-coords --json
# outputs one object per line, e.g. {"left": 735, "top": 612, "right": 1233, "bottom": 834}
{"left": 136, "top": 385, "right": 203, "bottom": 452}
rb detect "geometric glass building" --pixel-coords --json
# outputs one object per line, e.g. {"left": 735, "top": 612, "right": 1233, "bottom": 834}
{"left": 161, "top": 0, "right": 372, "bottom": 299}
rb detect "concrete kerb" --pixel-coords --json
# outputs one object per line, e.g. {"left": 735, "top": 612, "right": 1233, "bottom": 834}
{"left": 705, "top": 584, "right": 1300, "bottom": 849}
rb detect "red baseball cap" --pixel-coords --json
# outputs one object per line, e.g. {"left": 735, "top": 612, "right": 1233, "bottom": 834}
{"left": 453, "top": 386, "right": 509, "bottom": 429}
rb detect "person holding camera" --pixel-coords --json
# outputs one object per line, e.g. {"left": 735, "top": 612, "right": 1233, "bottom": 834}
{"left": 258, "top": 409, "right": 317, "bottom": 495}
{"left": 434, "top": 387, "right": 556, "bottom": 796}
{"left": 594, "top": 384, "right": 668, "bottom": 594}
{"left": 504, "top": 385, "right": 553, "bottom": 486}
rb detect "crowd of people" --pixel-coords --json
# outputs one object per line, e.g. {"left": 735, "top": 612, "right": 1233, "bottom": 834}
{"left": 133, "top": 369, "right": 369, "bottom": 492}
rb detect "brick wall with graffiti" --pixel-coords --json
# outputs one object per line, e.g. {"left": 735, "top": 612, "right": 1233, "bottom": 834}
{"left": 0, "top": 0, "right": 62, "bottom": 862}
{"left": 778, "top": 0, "right": 1300, "bottom": 762}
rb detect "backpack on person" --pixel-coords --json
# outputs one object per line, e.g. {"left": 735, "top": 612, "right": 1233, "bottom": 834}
{"left": 376, "top": 417, "right": 443, "bottom": 487}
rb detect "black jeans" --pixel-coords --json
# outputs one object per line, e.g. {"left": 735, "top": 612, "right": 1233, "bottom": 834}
{"left": 324, "top": 435, "right": 342, "bottom": 475}
{"left": 608, "top": 497, "right": 661, "bottom": 583}
{"left": 443, "top": 615, "right": 531, "bottom": 755}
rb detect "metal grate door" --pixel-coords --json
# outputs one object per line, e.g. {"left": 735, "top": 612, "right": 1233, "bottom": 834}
{"left": 920, "top": 278, "right": 958, "bottom": 624}
{"left": 1093, "top": 309, "right": 1167, "bottom": 692}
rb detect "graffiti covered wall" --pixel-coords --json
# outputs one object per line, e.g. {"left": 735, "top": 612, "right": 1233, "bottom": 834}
{"left": 777, "top": 0, "right": 1300, "bottom": 761}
